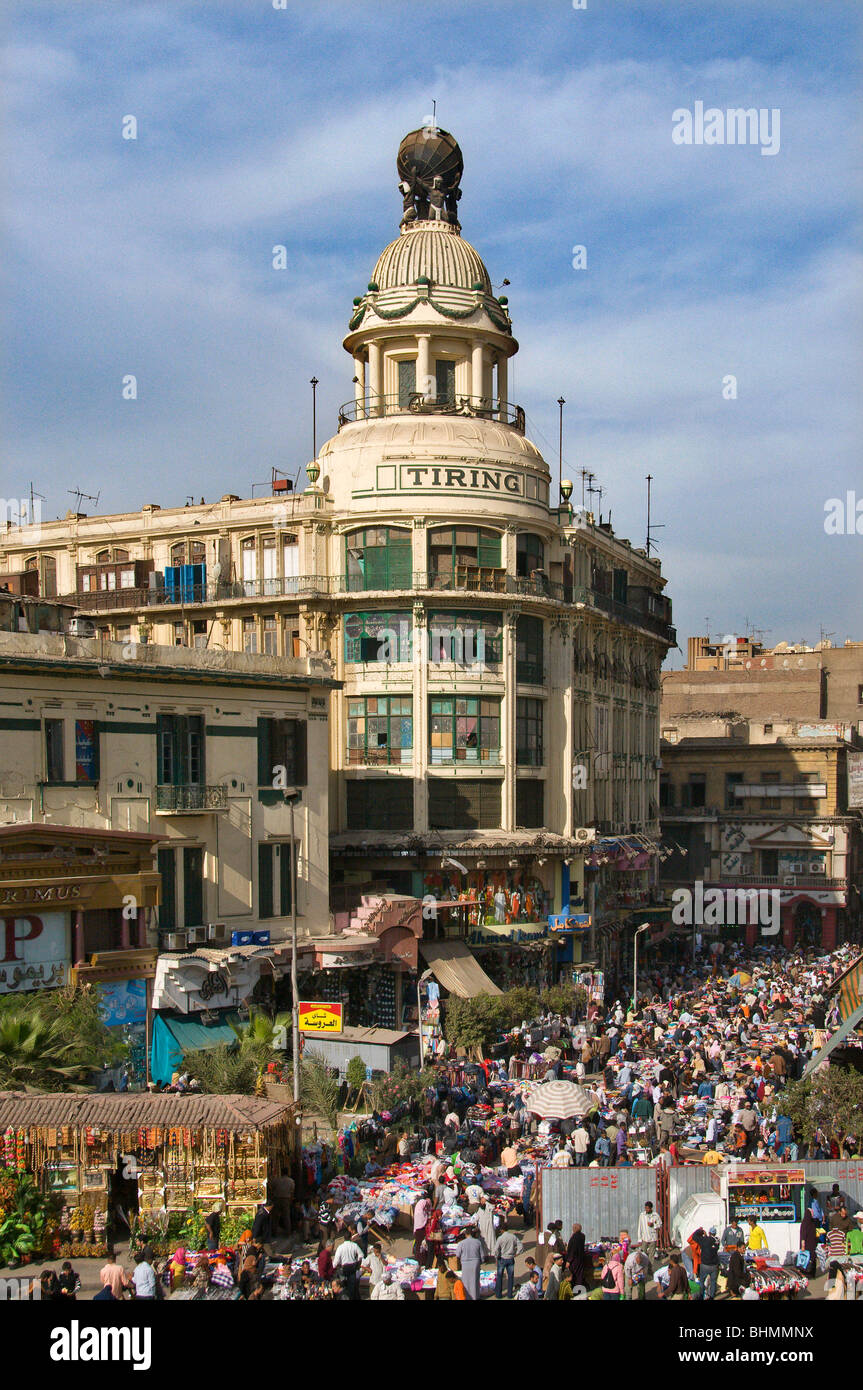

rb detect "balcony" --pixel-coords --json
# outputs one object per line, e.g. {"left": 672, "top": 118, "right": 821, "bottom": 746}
{"left": 586, "top": 588, "right": 675, "bottom": 643}
{"left": 337, "top": 393, "right": 526, "bottom": 434}
{"left": 155, "top": 784, "right": 228, "bottom": 814}
{"left": 346, "top": 748, "right": 413, "bottom": 767}
{"left": 429, "top": 750, "right": 503, "bottom": 767}
{"left": 711, "top": 874, "right": 845, "bottom": 890}
{"left": 661, "top": 804, "right": 721, "bottom": 818}
{"left": 69, "top": 576, "right": 330, "bottom": 612}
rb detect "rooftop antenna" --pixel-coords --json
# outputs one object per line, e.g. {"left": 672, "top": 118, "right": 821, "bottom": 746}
{"left": 557, "top": 396, "right": 565, "bottom": 501}
{"left": 819, "top": 625, "right": 835, "bottom": 650}
{"left": 645, "top": 473, "right": 664, "bottom": 554}
{"left": 586, "top": 473, "right": 597, "bottom": 513}
{"left": 67, "top": 487, "right": 99, "bottom": 514}
{"left": 580, "top": 468, "right": 590, "bottom": 508}
{"left": 705, "top": 617, "right": 711, "bottom": 643}
{"left": 26, "top": 482, "right": 46, "bottom": 525}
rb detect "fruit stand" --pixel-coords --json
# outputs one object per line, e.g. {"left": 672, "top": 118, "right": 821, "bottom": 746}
{"left": 0, "top": 1091, "right": 299, "bottom": 1260}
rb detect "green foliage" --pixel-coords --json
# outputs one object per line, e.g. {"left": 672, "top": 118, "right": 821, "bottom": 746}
{"left": 346, "top": 1055, "right": 367, "bottom": 1092}
{"left": 183, "top": 1043, "right": 260, "bottom": 1096}
{"left": 300, "top": 1055, "right": 340, "bottom": 1134}
{"left": 0, "top": 1173, "right": 57, "bottom": 1265}
{"left": 0, "top": 983, "right": 125, "bottom": 1091}
{"left": 370, "top": 1059, "right": 437, "bottom": 1114}
{"left": 780, "top": 1068, "right": 863, "bottom": 1146}
{"left": 444, "top": 982, "right": 590, "bottom": 1052}
{"left": 183, "top": 1007, "right": 292, "bottom": 1095}
{"left": 542, "top": 983, "right": 588, "bottom": 1018}
{"left": 444, "top": 993, "right": 509, "bottom": 1050}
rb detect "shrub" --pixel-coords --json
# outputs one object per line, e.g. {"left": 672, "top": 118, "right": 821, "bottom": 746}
{"left": 346, "top": 1056, "right": 368, "bottom": 1092}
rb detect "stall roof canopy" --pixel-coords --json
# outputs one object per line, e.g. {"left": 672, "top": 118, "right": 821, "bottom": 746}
{"left": 419, "top": 940, "right": 503, "bottom": 998}
{"left": 303, "top": 1025, "right": 413, "bottom": 1046}
{"left": 0, "top": 1091, "right": 292, "bottom": 1132}
{"left": 150, "top": 1011, "right": 243, "bottom": 1087}
{"left": 329, "top": 829, "right": 587, "bottom": 856}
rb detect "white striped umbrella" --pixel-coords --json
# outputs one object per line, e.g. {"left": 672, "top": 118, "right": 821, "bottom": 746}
{"left": 523, "top": 1080, "right": 597, "bottom": 1119}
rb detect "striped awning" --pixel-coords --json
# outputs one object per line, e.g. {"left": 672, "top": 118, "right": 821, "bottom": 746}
{"left": 835, "top": 956, "right": 863, "bottom": 1024}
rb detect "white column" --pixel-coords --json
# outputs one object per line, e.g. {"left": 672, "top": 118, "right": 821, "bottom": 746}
{"left": 417, "top": 335, "right": 431, "bottom": 400}
{"left": 502, "top": 611, "right": 518, "bottom": 831}
{"left": 471, "top": 342, "right": 485, "bottom": 405}
{"left": 353, "top": 355, "right": 365, "bottom": 418}
{"left": 413, "top": 603, "right": 429, "bottom": 831}
{"left": 368, "top": 341, "right": 383, "bottom": 416}
{"left": 497, "top": 354, "right": 508, "bottom": 418}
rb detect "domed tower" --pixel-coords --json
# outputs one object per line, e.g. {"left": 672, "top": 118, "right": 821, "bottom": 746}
{"left": 315, "top": 127, "right": 673, "bottom": 971}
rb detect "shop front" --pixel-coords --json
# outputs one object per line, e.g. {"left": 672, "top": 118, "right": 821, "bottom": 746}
{"left": 0, "top": 824, "right": 161, "bottom": 996}
{"left": 73, "top": 948, "right": 159, "bottom": 1090}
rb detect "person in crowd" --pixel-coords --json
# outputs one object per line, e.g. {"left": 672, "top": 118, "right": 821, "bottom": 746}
{"left": 457, "top": 1224, "right": 484, "bottom": 1301}
{"left": 131, "top": 1247, "right": 157, "bottom": 1300}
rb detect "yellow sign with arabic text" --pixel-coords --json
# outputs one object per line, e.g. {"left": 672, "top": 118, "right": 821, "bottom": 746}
{"left": 298, "top": 1001, "right": 343, "bottom": 1033}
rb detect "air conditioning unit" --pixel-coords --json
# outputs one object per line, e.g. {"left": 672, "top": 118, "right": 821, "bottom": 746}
{"left": 574, "top": 828, "right": 597, "bottom": 844}
{"left": 208, "top": 922, "right": 228, "bottom": 942}
{"left": 187, "top": 926, "right": 207, "bottom": 945}
{"left": 68, "top": 615, "right": 96, "bottom": 638}
{"left": 809, "top": 862, "right": 826, "bottom": 875}
{"left": 782, "top": 875, "right": 796, "bottom": 886}
{"left": 166, "top": 932, "right": 188, "bottom": 950}
{"left": 789, "top": 861, "right": 804, "bottom": 874}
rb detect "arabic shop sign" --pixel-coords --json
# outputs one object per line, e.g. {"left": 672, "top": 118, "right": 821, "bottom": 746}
{"left": 0, "top": 912, "right": 70, "bottom": 994}
{"left": 298, "top": 1001, "right": 343, "bottom": 1033}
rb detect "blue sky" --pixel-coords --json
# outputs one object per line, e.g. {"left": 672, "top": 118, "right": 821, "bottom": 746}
{"left": 2, "top": 0, "right": 861, "bottom": 661}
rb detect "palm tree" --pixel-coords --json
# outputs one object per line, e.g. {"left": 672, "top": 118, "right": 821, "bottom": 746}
{"left": 300, "top": 1055, "right": 340, "bottom": 1136}
{"left": 0, "top": 1013, "right": 90, "bottom": 1091}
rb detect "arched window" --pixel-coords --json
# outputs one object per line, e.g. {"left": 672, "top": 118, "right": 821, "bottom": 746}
{"left": 95, "top": 549, "right": 110, "bottom": 564}
{"left": 112, "top": 548, "right": 130, "bottom": 562}
{"left": 170, "top": 542, "right": 186, "bottom": 565}
{"left": 241, "top": 537, "right": 256, "bottom": 595}
{"left": 344, "top": 527, "right": 411, "bottom": 592}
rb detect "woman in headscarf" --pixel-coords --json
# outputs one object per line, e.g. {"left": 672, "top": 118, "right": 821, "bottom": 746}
{"left": 598, "top": 1248, "right": 624, "bottom": 1301}
{"left": 169, "top": 1247, "right": 187, "bottom": 1291}
{"left": 799, "top": 1208, "right": 818, "bottom": 1278}
{"left": 566, "top": 1222, "right": 586, "bottom": 1285}
{"left": 457, "top": 1224, "right": 483, "bottom": 1301}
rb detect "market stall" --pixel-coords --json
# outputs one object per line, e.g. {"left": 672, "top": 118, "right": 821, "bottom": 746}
{"left": 0, "top": 1090, "right": 299, "bottom": 1259}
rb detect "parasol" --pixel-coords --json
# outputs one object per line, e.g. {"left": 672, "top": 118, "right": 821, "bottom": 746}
{"left": 728, "top": 971, "right": 752, "bottom": 987}
{"left": 524, "top": 1080, "right": 597, "bottom": 1120}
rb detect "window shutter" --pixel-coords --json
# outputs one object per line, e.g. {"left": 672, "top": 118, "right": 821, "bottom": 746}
{"left": 156, "top": 714, "right": 170, "bottom": 784}
{"left": 157, "top": 848, "right": 176, "bottom": 932}
{"left": 257, "top": 718, "right": 271, "bottom": 786}
{"left": 279, "top": 842, "right": 293, "bottom": 917}
{"left": 258, "top": 842, "right": 274, "bottom": 919}
{"left": 294, "top": 721, "right": 308, "bottom": 787}
{"left": 477, "top": 532, "right": 501, "bottom": 567}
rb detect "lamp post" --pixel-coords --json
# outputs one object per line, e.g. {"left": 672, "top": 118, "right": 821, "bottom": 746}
{"left": 417, "top": 968, "right": 434, "bottom": 1067}
{"left": 633, "top": 922, "right": 650, "bottom": 1016}
{"left": 283, "top": 789, "right": 303, "bottom": 1102}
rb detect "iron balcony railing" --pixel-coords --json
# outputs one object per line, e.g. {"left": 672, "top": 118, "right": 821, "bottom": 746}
{"left": 337, "top": 393, "right": 526, "bottom": 434}
{"left": 67, "top": 576, "right": 675, "bottom": 644}
{"left": 709, "top": 875, "right": 846, "bottom": 890}
{"left": 155, "top": 784, "right": 228, "bottom": 813}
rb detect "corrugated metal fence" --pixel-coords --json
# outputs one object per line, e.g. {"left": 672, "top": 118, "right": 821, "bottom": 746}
{"left": 539, "top": 1167, "right": 657, "bottom": 1241}
{"left": 540, "top": 1162, "right": 863, "bottom": 1240}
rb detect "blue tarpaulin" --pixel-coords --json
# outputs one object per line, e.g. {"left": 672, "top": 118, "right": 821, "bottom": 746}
{"left": 150, "top": 1011, "right": 241, "bottom": 1086}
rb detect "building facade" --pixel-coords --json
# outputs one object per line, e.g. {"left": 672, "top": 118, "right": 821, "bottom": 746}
{"left": 659, "top": 712, "right": 862, "bottom": 951}
{"left": 0, "top": 627, "right": 336, "bottom": 956}
{"left": 0, "top": 126, "right": 675, "bottom": 994}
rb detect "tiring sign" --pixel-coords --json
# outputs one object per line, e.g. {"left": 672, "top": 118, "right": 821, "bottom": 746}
{"left": 298, "top": 1001, "right": 343, "bottom": 1033}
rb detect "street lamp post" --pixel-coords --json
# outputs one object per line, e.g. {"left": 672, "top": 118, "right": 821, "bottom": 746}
{"left": 633, "top": 922, "right": 650, "bottom": 1016}
{"left": 417, "top": 968, "right": 434, "bottom": 1067}
{"left": 283, "top": 790, "right": 303, "bottom": 1103}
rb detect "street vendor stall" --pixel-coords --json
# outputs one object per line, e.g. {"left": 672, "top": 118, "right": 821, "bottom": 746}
{"left": 0, "top": 1090, "right": 299, "bottom": 1259}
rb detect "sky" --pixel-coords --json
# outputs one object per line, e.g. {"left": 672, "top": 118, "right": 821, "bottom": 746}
{"left": 2, "top": 0, "right": 861, "bottom": 663}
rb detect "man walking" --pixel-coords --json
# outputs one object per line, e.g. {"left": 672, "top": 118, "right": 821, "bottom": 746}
{"left": 694, "top": 1226, "right": 720, "bottom": 1300}
{"left": 637, "top": 1200, "right": 662, "bottom": 1265}
{"left": 494, "top": 1226, "right": 523, "bottom": 1300}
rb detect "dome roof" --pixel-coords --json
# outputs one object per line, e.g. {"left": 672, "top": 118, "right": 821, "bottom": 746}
{"left": 371, "top": 224, "right": 492, "bottom": 295}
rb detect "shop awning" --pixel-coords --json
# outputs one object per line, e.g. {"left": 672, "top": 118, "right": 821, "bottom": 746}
{"left": 150, "top": 1011, "right": 242, "bottom": 1086}
{"left": 419, "top": 940, "right": 502, "bottom": 998}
